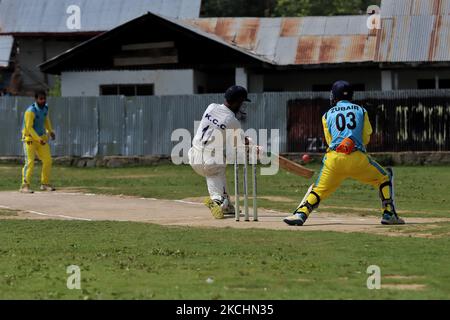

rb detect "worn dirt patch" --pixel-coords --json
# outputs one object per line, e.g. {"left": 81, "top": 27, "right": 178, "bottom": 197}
{"left": 384, "top": 275, "right": 424, "bottom": 280}
{"left": 382, "top": 284, "right": 427, "bottom": 291}
{"left": 368, "top": 224, "right": 450, "bottom": 239}
{"left": 183, "top": 196, "right": 296, "bottom": 203}
{"left": 178, "top": 197, "right": 205, "bottom": 203}
{"left": 0, "top": 208, "right": 20, "bottom": 219}
{"left": 321, "top": 205, "right": 450, "bottom": 216}
{"left": 58, "top": 187, "right": 91, "bottom": 193}
{"left": 0, "top": 191, "right": 449, "bottom": 237}
{"left": 0, "top": 208, "right": 19, "bottom": 216}
{"left": 107, "top": 174, "right": 158, "bottom": 179}
{"left": 259, "top": 196, "right": 297, "bottom": 202}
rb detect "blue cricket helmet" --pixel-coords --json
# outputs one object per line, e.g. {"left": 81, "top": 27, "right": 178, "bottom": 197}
{"left": 331, "top": 80, "right": 354, "bottom": 103}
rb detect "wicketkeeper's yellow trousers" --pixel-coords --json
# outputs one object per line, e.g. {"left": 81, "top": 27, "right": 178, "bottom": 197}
{"left": 22, "top": 140, "right": 52, "bottom": 185}
{"left": 300, "top": 150, "right": 391, "bottom": 215}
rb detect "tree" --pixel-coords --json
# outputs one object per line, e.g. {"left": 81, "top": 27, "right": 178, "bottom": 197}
{"left": 200, "top": 0, "right": 381, "bottom": 17}
{"left": 201, "top": 0, "right": 277, "bottom": 17}
{"left": 48, "top": 76, "right": 61, "bottom": 97}
{"left": 273, "top": 0, "right": 381, "bottom": 17}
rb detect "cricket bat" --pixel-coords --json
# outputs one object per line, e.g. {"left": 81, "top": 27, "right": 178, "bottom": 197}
{"left": 275, "top": 155, "right": 315, "bottom": 179}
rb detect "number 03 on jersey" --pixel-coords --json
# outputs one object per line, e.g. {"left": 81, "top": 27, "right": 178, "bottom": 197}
{"left": 322, "top": 101, "right": 373, "bottom": 153}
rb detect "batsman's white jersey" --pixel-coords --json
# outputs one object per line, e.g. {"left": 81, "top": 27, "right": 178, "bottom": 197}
{"left": 192, "top": 103, "right": 242, "bottom": 150}
{"left": 189, "top": 103, "right": 243, "bottom": 203}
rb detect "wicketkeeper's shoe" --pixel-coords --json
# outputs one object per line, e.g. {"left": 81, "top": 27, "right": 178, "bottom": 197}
{"left": 283, "top": 212, "right": 308, "bottom": 226}
{"left": 203, "top": 198, "right": 224, "bottom": 219}
{"left": 381, "top": 211, "right": 405, "bottom": 225}
{"left": 19, "top": 184, "right": 34, "bottom": 194}
{"left": 40, "top": 184, "right": 56, "bottom": 192}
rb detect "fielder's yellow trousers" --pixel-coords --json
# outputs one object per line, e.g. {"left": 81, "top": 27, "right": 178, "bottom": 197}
{"left": 22, "top": 141, "right": 52, "bottom": 185}
{"left": 302, "top": 150, "right": 390, "bottom": 214}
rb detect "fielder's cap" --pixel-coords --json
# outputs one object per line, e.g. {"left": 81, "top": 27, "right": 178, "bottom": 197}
{"left": 225, "top": 85, "right": 251, "bottom": 103}
{"left": 331, "top": 80, "right": 354, "bottom": 100}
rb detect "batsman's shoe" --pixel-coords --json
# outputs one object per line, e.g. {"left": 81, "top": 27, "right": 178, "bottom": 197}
{"left": 203, "top": 198, "right": 224, "bottom": 219}
{"left": 222, "top": 203, "right": 236, "bottom": 216}
{"left": 40, "top": 184, "right": 56, "bottom": 192}
{"left": 284, "top": 212, "right": 308, "bottom": 226}
{"left": 381, "top": 211, "right": 405, "bottom": 225}
{"left": 19, "top": 184, "right": 34, "bottom": 194}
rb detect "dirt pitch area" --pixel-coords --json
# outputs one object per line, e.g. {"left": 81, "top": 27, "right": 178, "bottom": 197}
{"left": 0, "top": 191, "right": 448, "bottom": 237}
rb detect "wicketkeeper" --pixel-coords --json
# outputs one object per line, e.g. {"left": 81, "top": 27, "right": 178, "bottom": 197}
{"left": 284, "top": 81, "right": 405, "bottom": 226}
{"left": 189, "top": 85, "right": 253, "bottom": 219}
{"left": 20, "top": 90, "right": 56, "bottom": 193}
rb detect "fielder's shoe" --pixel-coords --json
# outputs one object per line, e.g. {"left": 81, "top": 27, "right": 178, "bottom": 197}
{"left": 284, "top": 212, "right": 308, "bottom": 226}
{"left": 40, "top": 184, "right": 56, "bottom": 192}
{"left": 203, "top": 198, "right": 224, "bottom": 219}
{"left": 381, "top": 211, "right": 405, "bottom": 225}
{"left": 19, "top": 184, "right": 34, "bottom": 194}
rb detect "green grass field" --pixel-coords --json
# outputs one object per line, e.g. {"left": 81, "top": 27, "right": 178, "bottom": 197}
{"left": 0, "top": 164, "right": 449, "bottom": 299}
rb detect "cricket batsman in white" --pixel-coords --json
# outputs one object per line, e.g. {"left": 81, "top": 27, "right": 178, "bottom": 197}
{"left": 189, "top": 85, "right": 254, "bottom": 219}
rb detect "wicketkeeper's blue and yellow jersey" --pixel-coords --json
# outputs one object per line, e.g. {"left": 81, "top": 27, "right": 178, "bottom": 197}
{"left": 322, "top": 100, "right": 372, "bottom": 152}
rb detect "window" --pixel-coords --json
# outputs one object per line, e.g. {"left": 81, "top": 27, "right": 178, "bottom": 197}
{"left": 352, "top": 84, "right": 366, "bottom": 91}
{"left": 418, "top": 79, "right": 450, "bottom": 89}
{"left": 100, "top": 85, "right": 118, "bottom": 95}
{"left": 118, "top": 85, "right": 135, "bottom": 96}
{"left": 264, "top": 88, "right": 284, "bottom": 92}
{"left": 136, "top": 85, "right": 154, "bottom": 96}
{"left": 417, "top": 79, "right": 436, "bottom": 89}
{"left": 312, "top": 84, "right": 332, "bottom": 92}
{"left": 100, "top": 84, "right": 154, "bottom": 96}
{"left": 439, "top": 79, "right": 450, "bottom": 89}
{"left": 312, "top": 83, "right": 365, "bottom": 92}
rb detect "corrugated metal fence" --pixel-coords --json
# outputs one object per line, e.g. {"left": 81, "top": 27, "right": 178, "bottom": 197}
{"left": 287, "top": 90, "right": 450, "bottom": 153}
{"left": 1, "top": 90, "right": 449, "bottom": 157}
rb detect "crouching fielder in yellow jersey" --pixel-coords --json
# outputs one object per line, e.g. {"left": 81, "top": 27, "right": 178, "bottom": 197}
{"left": 284, "top": 81, "right": 405, "bottom": 226}
{"left": 20, "top": 90, "right": 56, "bottom": 194}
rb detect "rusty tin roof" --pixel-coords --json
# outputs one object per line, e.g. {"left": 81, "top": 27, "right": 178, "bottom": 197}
{"left": 185, "top": 16, "right": 377, "bottom": 66}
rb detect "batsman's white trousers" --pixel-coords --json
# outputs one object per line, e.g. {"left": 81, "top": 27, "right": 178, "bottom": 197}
{"left": 188, "top": 146, "right": 228, "bottom": 202}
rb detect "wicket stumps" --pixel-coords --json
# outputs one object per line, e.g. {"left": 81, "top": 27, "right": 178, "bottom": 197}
{"left": 234, "top": 146, "right": 258, "bottom": 222}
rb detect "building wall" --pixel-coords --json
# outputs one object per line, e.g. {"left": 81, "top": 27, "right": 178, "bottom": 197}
{"left": 193, "top": 70, "right": 208, "bottom": 94}
{"left": 61, "top": 70, "right": 195, "bottom": 96}
{"left": 0, "top": 71, "right": 12, "bottom": 90}
{"left": 59, "top": 67, "right": 450, "bottom": 97}
{"left": 192, "top": 69, "right": 235, "bottom": 94}
{"left": 261, "top": 68, "right": 382, "bottom": 92}
{"left": 248, "top": 73, "right": 264, "bottom": 93}
{"left": 16, "top": 37, "right": 82, "bottom": 94}
{"left": 394, "top": 69, "right": 450, "bottom": 90}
